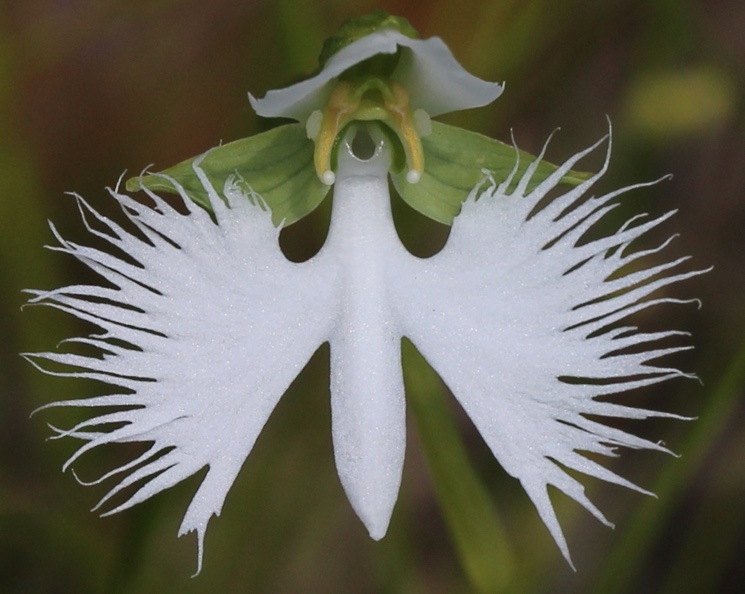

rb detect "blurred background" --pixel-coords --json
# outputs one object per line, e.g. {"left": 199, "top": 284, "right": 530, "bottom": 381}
{"left": 1, "top": 0, "right": 743, "bottom": 592}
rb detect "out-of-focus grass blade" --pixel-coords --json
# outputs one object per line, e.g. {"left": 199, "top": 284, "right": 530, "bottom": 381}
{"left": 403, "top": 340, "right": 515, "bottom": 593}
{"left": 594, "top": 344, "right": 745, "bottom": 594}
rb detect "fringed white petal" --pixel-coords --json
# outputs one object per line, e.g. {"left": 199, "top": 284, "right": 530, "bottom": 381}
{"left": 392, "top": 129, "right": 706, "bottom": 567}
{"left": 249, "top": 29, "right": 502, "bottom": 121}
{"left": 26, "top": 163, "right": 339, "bottom": 574}
{"left": 28, "top": 125, "right": 703, "bottom": 572}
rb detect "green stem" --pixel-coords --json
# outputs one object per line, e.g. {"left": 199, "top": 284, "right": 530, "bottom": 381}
{"left": 593, "top": 343, "right": 745, "bottom": 593}
{"left": 403, "top": 340, "right": 515, "bottom": 593}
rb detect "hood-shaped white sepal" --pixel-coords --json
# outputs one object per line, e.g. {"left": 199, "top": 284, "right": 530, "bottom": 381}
{"left": 249, "top": 29, "right": 502, "bottom": 122}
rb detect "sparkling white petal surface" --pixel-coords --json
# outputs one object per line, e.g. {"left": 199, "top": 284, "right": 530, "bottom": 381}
{"left": 27, "top": 141, "right": 412, "bottom": 571}
{"left": 249, "top": 29, "right": 502, "bottom": 121}
{"left": 26, "top": 167, "right": 340, "bottom": 573}
{"left": 323, "top": 142, "right": 409, "bottom": 539}
{"left": 391, "top": 132, "right": 705, "bottom": 566}
{"left": 28, "top": 129, "right": 702, "bottom": 572}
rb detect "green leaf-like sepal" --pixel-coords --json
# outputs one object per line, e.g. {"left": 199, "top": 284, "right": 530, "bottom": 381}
{"left": 391, "top": 121, "right": 591, "bottom": 225}
{"left": 125, "top": 123, "right": 328, "bottom": 227}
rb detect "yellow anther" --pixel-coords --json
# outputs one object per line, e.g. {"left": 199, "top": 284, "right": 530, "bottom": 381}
{"left": 382, "top": 80, "right": 425, "bottom": 185}
{"left": 307, "top": 77, "right": 428, "bottom": 185}
{"left": 311, "top": 82, "right": 360, "bottom": 185}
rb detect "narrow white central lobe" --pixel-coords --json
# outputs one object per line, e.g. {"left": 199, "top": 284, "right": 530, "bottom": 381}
{"left": 322, "top": 135, "right": 407, "bottom": 539}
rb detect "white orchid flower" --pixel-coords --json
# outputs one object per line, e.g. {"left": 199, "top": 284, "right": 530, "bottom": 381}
{"left": 26, "top": 11, "right": 704, "bottom": 574}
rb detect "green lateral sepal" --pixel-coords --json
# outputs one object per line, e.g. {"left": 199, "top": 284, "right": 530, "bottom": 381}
{"left": 125, "top": 123, "right": 329, "bottom": 227}
{"left": 392, "top": 121, "right": 591, "bottom": 225}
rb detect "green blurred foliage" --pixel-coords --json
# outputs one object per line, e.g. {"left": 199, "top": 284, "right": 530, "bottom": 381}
{"left": 1, "top": 0, "right": 744, "bottom": 592}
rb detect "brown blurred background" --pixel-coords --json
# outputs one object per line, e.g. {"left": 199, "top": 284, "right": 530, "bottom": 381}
{"left": 1, "top": 1, "right": 744, "bottom": 592}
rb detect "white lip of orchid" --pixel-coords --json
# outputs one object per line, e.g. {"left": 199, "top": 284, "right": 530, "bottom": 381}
{"left": 323, "top": 129, "right": 406, "bottom": 540}
{"left": 25, "top": 123, "right": 704, "bottom": 573}
{"left": 248, "top": 28, "right": 503, "bottom": 122}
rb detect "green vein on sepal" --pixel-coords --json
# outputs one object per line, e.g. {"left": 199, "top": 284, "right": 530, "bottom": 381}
{"left": 392, "top": 121, "right": 592, "bottom": 225}
{"left": 125, "top": 123, "right": 328, "bottom": 227}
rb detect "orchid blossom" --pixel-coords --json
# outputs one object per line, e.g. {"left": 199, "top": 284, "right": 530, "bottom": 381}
{"left": 26, "top": 11, "right": 704, "bottom": 573}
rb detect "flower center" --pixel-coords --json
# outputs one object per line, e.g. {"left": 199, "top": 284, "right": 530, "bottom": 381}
{"left": 306, "top": 76, "right": 431, "bottom": 186}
